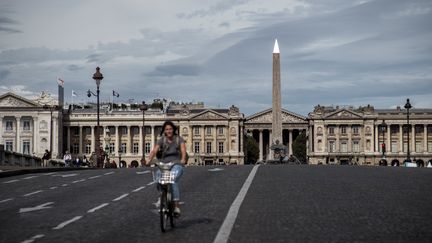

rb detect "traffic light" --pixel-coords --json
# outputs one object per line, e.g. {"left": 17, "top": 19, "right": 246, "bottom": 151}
{"left": 381, "top": 143, "right": 386, "bottom": 153}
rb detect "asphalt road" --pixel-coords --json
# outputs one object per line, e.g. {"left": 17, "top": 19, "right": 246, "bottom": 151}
{"left": 0, "top": 165, "right": 431, "bottom": 243}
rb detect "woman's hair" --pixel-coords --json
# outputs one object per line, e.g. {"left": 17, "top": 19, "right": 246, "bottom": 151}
{"left": 160, "top": 120, "right": 178, "bottom": 136}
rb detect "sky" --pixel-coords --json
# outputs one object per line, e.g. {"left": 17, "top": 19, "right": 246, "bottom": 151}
{"left": 0, "top": 0, "right": 431, "bottom": 116}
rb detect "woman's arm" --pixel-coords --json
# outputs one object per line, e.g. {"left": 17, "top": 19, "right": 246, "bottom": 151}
{"left": 180, "top": 142, "right": 187, "bottom": 165}
{"left": 144, "top": 144, "right": 160, "bottom": 165}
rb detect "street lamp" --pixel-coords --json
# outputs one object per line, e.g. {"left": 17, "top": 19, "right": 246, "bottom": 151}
{"left": 43, "top": 104, "right": 59, "bottom": 158}
{"left": 140, "top": 101, "right": 148, "bottom": 163}
{"left": 404, "top": 98, "right": 412, "bottom": 165}
{"left": 118, "top": 149, "right": 123, "bottom": 168}
{"left": 87, "top": 67, "right": 103, "bottom": 168}
{"left": 104, "top": 127, "right": 111, "bottom": 167}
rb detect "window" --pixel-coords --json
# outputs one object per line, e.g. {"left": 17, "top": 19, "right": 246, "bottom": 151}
{"left": 415, "top": 126, "right": 423, "bottom": 134}
{"left": 145, "top": 142, "right": 151, "bottom": 154}
{"left": 329, "top": 126, "right": 335, "bottom": 135}
{"left": 218, "top": 142, "right": 224, "bottom": 153}
{"left": 6, "top": 121, "right": 13, "bottom": 131}
{"left": 5, "top": 140, "right": 13, "bottom": 151}
{"left": 121, "top": 143, "right": 127, "bottom": 153}
{"left": 317, "top": 140, "right": 322, "bottom": 151}
{"left": 133, "top": 142, "right": 139, "bottom": 154}
{"left": 403, "top": 142, "right": 408, "bottom": 152}
{"left": 340, "top": 141, "right": 347, "bottom": 152}
{"left": 206, "top": 127, "right": 212, "bottom": 135}
{"left": 218, "top": 127, "right": 224, "bottom": 135}
{"left": 72, "top": 143, "right": 79, "bottom": 154}
{"left": 73, "top": 127, "right": 79, "bottom": 135}
{"left": 194, "top": 142, "right": 200, "bottom": 153}
{"left": 23, "top": 120, "right": 31, "bottom": 131}
{"left": 391, "top": 126, "right": 398, "bottom": 134}
{"left": 415, "top": 141, "right": 422, "bottom": 152}
{"left": 428, "top": 126, "right": 432, "bottom": 134}
{"left": 352, "top": 126, "right": 359, "bottom": 134}
{"left": 352, "top": 141, "right": 360, "bottom": 152}
{"left": 340, "top": 126, "right": 347, "bottom": 134}
{"left": 391, "top": 141, "right": 398, "bottom": 153}
{"left": 428, "top": 141, "right": 432, "bottom": 152}
{"left": 194, "top": 127, "right": 200, "bottom": 135}
{"left": 23, "top": 140, "right": 31, "bottom": 154}
{"left": 110, "top": 142, "right": 115, "bottom": 154}
{"left": 206, "top": 142, "right": 212, "bottom": 153}
{"left": 122, "top": 127, "right": 128, "bottom": 134}
{"left": 85, "top": 144, "right": 92, "bottom": 154}
{"left": 144, "top": 126, "right": 151, "bottom": 134}
{"left": 329, "top": 141, "right": 336, "bottom": 152}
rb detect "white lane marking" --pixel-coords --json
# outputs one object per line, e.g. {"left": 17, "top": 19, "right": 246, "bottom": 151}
{"left": 53, "top": 173, "right": 77, "bottom": 178}
{"left": 21, "top": 234, "right": 45, "bottom": 243}
{"left": 88, "top": 175, "right": 101, "bottom": 179}
{"left": 23, "top": 176, "right": 39, "bottom": 180}
{"left": 132, "top": 186, "right": 146, "bottom": 192}
{"left": 146, "top": 181, "right": 156, "bottom": 186}
{"left": 61, "top": 184, "right": 68, "bottom": 187}
{"left": 53, "top": 216, "right": 83, "bottom": 230}
{"left": 72, "top": 179, "right": 86, "bottom": 183}
{"left": 19, "top": 202, "right": 54, "bottom": 213}
{"left": 104, "top": 172, "right": 114, "bottom": 175}
{"left": 87, "top": 203, "right": 109, "bottom": 213}
{"left": 136, "top": 171, "right": 150, "bottom": 174}
{"left": 213, "top": 165, "right": 260, "bottom": 243}
{"left": 0, "top": 198, "right": 14, "bottom": 203}
{"left": 113, "top": 193, "right": 129, "bottom": 201}
{"left": 44, "top": 172, "right": 56, "bottom": 175}
{"left": 49, "top": 186, "right": 58, "bottom": 190}
{"left": 208, "top": 168, "right": 224, "bottom": 172}
{"left": 3, "top": 179, "right": 20, "bottom": 184}
{"left": 23, "top": 190, "right": 43, "bottom": 197}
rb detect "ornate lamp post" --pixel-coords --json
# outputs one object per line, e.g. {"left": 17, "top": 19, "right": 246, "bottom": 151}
{"left": 140, "top": 101, "right": 148, "bottom": 163}
{"left": 380, "top": 120, "right": 387, "bottom": 160}
{"left": 404, "top": 98, "right": 413, "bottom": 165}
{"left": 104, "top": 127, "right": 111, "bottom": 167}
{"left": 43, "top": 104, "right": 59, "bottom": 158}
{"left": 87, "top": 67, "right": 103, "bottom": 168}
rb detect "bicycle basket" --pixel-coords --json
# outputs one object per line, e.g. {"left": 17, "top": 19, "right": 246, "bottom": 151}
{"left": 155, "top": 171, "right": 176, "bottom": 185}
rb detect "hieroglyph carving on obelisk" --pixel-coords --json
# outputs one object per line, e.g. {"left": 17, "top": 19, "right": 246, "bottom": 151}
{"left": 272, "top": 39, "right": 282, "bottom": 145}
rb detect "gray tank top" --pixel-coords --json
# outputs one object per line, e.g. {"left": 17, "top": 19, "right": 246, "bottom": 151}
{"left": 157, "top": 135, "right": 185, "bottom": 163}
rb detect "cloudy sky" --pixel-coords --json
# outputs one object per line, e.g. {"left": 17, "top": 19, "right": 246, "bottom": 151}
{"left": 0, "top": 0, "right": 431, "bottom": 116}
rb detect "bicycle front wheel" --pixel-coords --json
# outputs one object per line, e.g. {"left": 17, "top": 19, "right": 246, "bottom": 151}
{"left": 160, "top": 189, "right": 168, "bottom": 232}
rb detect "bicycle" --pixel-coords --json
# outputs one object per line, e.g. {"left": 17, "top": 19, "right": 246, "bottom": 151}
{"left": 152, "top": 161, "right": 177, "bottom": 232}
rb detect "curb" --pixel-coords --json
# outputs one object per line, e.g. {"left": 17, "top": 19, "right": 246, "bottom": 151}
{"left": 0, "top": 167, "right": 98, "bottom": 178}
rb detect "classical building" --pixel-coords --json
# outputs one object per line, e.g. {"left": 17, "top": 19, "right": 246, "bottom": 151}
{"left": 0, "top": 92, "right": 62, "bottom": 158}
{"left": 63, "top": 103, "right": 245, "bottom": 166}
{"left": 244, "top": 108, "right": 308, "bottom": 161}
{"left": 308, "top": 105, "right": 432, "bottom": 166}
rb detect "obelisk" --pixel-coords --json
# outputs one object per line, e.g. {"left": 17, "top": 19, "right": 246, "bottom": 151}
{"left": 272, "top": 39, "right": 282, "bottom": 146}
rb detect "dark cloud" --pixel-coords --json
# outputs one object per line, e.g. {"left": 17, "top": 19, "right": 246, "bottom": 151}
{"left": 0, "top": 16, "right": 21, "bottom": 33}
{"left": 66, "top": 64, "right": 84, "bottom": 72}
{"left": 147, "top": 63, "right": 202, "bottom": 77}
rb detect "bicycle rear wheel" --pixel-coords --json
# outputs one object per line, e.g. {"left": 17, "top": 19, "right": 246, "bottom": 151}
{"left": 160, "top": 189, "right": 168, "bottom": 232}
{"left": 167, "top": 188, "right": 175, "bottom": 228}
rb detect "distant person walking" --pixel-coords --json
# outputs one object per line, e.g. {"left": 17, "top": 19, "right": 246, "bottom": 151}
{"left": 63, "top": 151, "right": 72, "bottom": 167}
{"left": 42, "top": 149, "right": 51, "bottom": 167}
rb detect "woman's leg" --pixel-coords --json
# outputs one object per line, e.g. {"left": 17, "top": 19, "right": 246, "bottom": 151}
{"left": 170, "top": 164, "right": 184, "bottom": 202}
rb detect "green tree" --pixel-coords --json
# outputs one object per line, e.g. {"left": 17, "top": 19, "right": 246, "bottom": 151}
{"left": 244, "top": 136, "right": 259, "bottom": 164}
{"left": 292, "top": 131, "right": 307, "bottom": 163}
{"left": 150, "top": 102, "right": 163, "bottom": 110}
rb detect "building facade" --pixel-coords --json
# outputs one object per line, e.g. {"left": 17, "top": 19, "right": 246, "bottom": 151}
{"left": 308, "top": 105, "right": 432, "bottom": 166}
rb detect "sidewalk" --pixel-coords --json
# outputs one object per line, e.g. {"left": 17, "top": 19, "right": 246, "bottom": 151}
{"left": 0, "top": 166, "right": 96, "bottom": 178}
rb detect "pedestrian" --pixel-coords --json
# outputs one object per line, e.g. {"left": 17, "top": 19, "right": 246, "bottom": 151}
{"left": 63, "top": 151, "right": 72, "bottom": 167}
{"left": 42, "top": 149, "right": 51, "bottom": 167}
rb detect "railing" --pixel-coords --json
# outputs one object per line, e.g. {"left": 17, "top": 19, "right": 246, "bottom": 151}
{"left": 0, "top": 145, "right": 42, "bottom": 167}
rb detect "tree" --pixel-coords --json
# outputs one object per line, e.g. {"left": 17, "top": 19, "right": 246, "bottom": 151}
{"left": 292, "top": 131, "right": 307, "bottom": 163}
{"left": 244, "top": 136, "right": 259, "bottom": 164}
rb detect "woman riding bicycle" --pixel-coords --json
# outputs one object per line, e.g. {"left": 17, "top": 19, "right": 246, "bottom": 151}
{"left": 144, "top": 121, "right": 186, "bottom": 217}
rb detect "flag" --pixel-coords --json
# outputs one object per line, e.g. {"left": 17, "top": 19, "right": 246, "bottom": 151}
{"left": 57, "top": 78, "right": 64, "bottom": 87}
{"left": 112, "top": 90, "right": 120, "bottom": 97}
{"left": 72, "top": 90, "right": 78, "bottom": 97}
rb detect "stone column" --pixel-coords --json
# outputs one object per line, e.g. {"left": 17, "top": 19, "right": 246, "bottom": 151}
{"left": 259, "top": 129, "right": 263, "bottom": 161}
{"left": 348, "top": 126, "right": 352, "bottom": 152}
{"left": 115, "top": 126, "right": 119, "bottom": 156}
{"left": 288, "top": 129, "right": 293, "bottom": 156}
{"left": 411, "top": 124, "right": 416, "bottom": 153}
{"left": 90, "top": 126, "right": 94, "bottom": 153}
{"left": 32, "top": 117, "right": 37, "bottom": 154}
{"left": 374, "top": 125, "right": 379, "bottom": 152}
{"left": 399, "top": 125, "right": 403, "bottom": 152}
{"left": 127, "top": 126, "right": 131, "bottom": 154}
{"left": 16, "top": 116, "right": 21, "bottom": 153}
{"left": 323, "top": 125, "right": 327, "bottom": 152}
{"left": 79, "top": 126, "right": 83, "bottom": 154}
{"left": 151, "top": 125, "right": 155, "bottom": 149}
{"left": 424, "top": 124, "right": 428, "bottom": 152}
{"left": 387, "top": 124, "right": 391, "bottom": 153}
{"left": 139, "top": 125, "right": 143, "bottom": 155}
{"left": 213, "top": 125, "right": 217, "bottom": 154}
{"left": 67, "top": 126, "right": 71, "bottom": 153}
{"left": 201, "top": 125, "right": 205, "bottom": 153}
{"left": 239, "top": 125, "right": 244, "bottom": 154}
{"left": 269, "top": 130, "right": 272, "bottom": 159}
